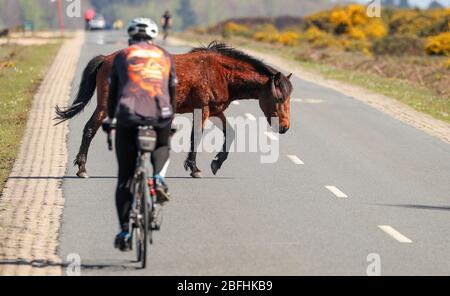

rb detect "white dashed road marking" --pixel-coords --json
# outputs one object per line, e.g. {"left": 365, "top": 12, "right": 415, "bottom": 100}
{"left": 325, "top": 186, "right": 348, "bottom": 198}
{"left": 378, "top": 225, "right": 413, "bottom": 243}
{"left": 306, "top": 99, "right": 324, "bottom": 104}
{"left": 292, "top": 98, "right": 324, "bottom": 104}
{"left": 287, "top": 155, "right": 304, "bottom": 165}
{"left": 245, "top": 113, "right": 256, "bottom": 121}
{"left": 232, "top": 101, "right": 240, "bottom": 105}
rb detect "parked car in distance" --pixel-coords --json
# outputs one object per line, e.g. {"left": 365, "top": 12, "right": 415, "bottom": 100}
{"left": 89, "top": 14, "right": 106, "bottom": 30}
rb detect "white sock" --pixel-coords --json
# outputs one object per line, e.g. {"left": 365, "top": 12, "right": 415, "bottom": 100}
{"left": 159, "top": 159, "right": 170, "bottom": 178}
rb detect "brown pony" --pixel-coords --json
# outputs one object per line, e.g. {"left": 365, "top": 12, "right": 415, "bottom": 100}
{"left": 55, "top": 41, "right": 293, "bottom": 178}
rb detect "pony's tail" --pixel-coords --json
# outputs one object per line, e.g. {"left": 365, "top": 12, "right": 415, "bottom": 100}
{"left": 54, "top": 55, "right": 105, "bottom": 125}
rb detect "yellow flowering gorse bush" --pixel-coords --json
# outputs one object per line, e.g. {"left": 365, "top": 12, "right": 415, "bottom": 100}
{"left": 216, "top": 5, "right": 449, "bottom": 55}
{"left": 222, "top": 22, "right": 251, "bottom": 38}
{"left": 278, "top": 32, "right": 301, "bottom": 46}
{"left": 426, "top": 32, "right": 450, "bottom": 56}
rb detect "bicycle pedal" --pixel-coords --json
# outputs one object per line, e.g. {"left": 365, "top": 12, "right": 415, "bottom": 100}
{"left": 151, "top": 225, "right": 161, "bottom": 231}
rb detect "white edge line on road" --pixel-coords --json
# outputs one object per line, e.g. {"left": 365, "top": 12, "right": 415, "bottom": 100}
{"left": 378, "top": 225, "right": 413, "bottom": 243}
{"left": 325, "top": 186, "right": 348, "bottom": 198}
{"left": 245, "top": 113, "right": 256, "bottom": 121}
{"left": 287, "top": 155, "right": 304, "bottom": 165}
{"left": 265, "top": 131, "right": 279, "bottom": 141}
{"left": 232, "top": 101, "right": 240, "bottom": 105}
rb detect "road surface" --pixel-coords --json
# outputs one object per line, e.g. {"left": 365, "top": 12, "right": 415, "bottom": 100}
{"left": 59, "top": 31, "right": 450, "bottom": 275}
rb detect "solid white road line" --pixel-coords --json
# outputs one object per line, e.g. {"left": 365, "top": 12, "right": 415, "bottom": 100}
{"left": 287, "top": 155, "right": 304, "bottom": 165}
{"left": 245, "top": 113, "right": 256, "bottom": 121}
{"left": 265, "top": 131, "right": 279, "bottom": 141}
{"left": 325, "top": 186, "right": 348, "bottom": 198}
{"left": 378, "top": 225, "right": 413, "bottom": 243}
{"left": 291, "top": 98, "right": 303, "bottom": 103}
{"left": 232, "top": 101, "right": 240, "bottom": 105}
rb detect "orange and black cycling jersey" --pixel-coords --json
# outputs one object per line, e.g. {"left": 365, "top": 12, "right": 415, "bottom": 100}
{"left": 108, "top": 42, "right": 177, "bottom": 127}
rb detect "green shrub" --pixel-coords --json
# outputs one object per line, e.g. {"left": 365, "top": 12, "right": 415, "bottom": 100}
{"left": 372, "top": 35, "right": 425, "bottom": 56}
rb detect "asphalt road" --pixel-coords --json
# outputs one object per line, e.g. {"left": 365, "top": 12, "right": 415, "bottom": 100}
{"left": 59, "top": 31, "right": 450, "bottom": 275}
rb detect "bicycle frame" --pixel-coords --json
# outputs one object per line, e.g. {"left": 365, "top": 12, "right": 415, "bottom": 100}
{"left": 130, "top": 151, "right": 152, "bottom": 228}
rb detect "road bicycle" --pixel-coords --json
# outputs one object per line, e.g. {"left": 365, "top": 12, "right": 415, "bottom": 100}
{"left": 107, "top": 126, "right": 163, "bottom": 269}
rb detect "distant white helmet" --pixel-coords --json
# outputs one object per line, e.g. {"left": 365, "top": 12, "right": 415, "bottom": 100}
{"left": 127, "top": 17, "right": 159, "bottom": 40}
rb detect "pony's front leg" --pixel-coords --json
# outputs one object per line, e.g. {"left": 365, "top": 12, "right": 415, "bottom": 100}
{"left": 211, "top": 112, "right": 235, "bottom": 175}
{"left": 184, "top": 108, "right": 209, "bottom": 178}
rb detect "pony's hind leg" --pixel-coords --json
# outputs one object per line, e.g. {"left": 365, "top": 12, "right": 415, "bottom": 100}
{"left": 75, "top": 107, "right": 106, "bottom": 178}
{"left": 211, "top": 112, "right": 235, "bottom": 175}
{"left": 184, "top": 108, "right": 209, "bottom": 178}
{"left": 184, "top": 124, "right": 202, "bottom": 178}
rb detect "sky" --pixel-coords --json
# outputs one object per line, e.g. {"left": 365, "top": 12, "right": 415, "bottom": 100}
{"left": 400, "top": 0, "right": 449, "bottom": 7}
{"left": 353, "top": 0, "right": 450, "bottom": 7}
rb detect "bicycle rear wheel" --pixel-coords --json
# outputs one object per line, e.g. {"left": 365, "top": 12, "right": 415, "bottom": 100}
{"left": 134, "top": 174, "right": 149, "bottom": 269}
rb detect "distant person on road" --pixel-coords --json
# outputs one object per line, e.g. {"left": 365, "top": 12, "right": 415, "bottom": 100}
{"left": 102, "top": 18, "right": 178, "bottom": 251}
{"left": 84, "top": 9, "right": 95, "bottom": 30}
{"left": 160, "top": 10, "right": 173, "bottom": 41}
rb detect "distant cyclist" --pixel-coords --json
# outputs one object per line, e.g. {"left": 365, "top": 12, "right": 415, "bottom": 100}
{"left": 102, "top": 18, "right": 178, "bottom": 251}
{"left": 160, "top": 10, "right": 173, "bottom": 41}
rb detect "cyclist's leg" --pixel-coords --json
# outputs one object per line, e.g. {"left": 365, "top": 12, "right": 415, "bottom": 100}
{"left": 115, "top": 126, "right": 138, "bottom": 232}
{"left": 151, "top": 122, "right": 171, "bottom": 202}
{"left": 163, "top": 26, "right": 169, "bottom": 40}
{"left": 152, "top": 122, "right": 171, "bottom": 176}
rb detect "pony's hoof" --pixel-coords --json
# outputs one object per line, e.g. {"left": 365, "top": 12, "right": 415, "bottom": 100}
{"left": 211, "top": 160, "right": 221, "bottom": 175}
{"left": 77, "top": 171, "right": 89, "bottom": 179}
{"left": 190, "top": 171, "right": 203, "bottom": 178}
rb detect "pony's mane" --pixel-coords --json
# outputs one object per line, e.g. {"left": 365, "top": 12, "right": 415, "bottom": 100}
{"left": 190, "top": 41, "right": 277, "bottom": 77}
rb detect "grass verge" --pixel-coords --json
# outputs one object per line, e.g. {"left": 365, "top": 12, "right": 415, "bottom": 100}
{"left": 0, "top": 42, "right": 62, "bottom": 194}
{"left": 297, "top": 61, "right": 449, "bottom": 122}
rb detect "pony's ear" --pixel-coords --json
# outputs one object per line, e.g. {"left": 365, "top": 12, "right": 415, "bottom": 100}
{"left": 273, "top": 72, "right": 282, "bottom": 86}
{"left": 271, "top": 72, "right": 284, "bottom": 102}
{"left": 287, "top": 73, "right": 293, "bottom": 80}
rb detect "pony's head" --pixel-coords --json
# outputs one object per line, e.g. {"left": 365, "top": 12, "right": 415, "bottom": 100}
{"left": 259, "top": 72, "right": 293, "bottom": 134}
{"left": 190, "top": 42, "right": 294, "bottom": 134}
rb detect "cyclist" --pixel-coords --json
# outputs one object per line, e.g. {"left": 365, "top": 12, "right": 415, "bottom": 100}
{"left": 102, "top": 18, "right": 177, "bottom": 251}
{"left": 160, "top": 10, "right": 173, "bottom": 40}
